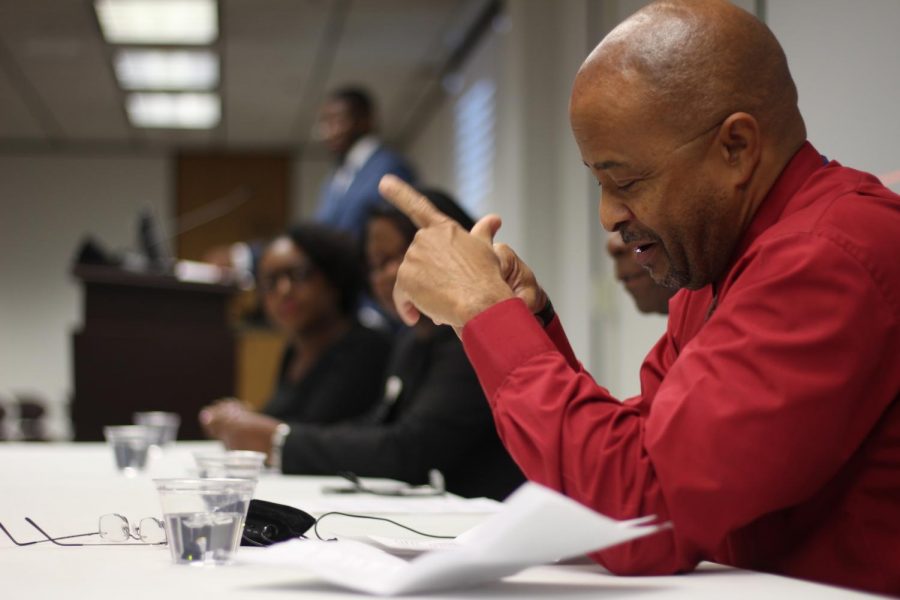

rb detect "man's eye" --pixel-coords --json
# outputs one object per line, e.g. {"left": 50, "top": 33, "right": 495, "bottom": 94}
{"left": 595, "top": 178, "right": 638, "bottom": 192}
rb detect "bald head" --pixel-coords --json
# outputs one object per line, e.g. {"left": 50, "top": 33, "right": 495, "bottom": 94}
{"left": 570, "top": 0, "right": 809, "bottom": 291}
{"left": 574, "top": 0, "right": 804, "bottom": 148}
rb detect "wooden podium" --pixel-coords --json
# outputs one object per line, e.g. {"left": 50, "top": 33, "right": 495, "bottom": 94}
{"left": 71, "top": 265, "right": 237, "bottom": 441}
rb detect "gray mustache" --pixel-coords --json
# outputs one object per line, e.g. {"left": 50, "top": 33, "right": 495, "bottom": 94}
{"left": 619, "top": 229, "right": 660, "bottom": 246}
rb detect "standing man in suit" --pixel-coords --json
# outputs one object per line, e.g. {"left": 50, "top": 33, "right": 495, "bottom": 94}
{"left": 315, "top": 87, "right": 416, "bottom": 239}
{"left": 201, "top": 88, "right": 413, "bottom": 279}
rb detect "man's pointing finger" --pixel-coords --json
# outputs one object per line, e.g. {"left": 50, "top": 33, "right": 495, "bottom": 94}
{"left": 378, "top": 175, "right": 448, "bottom": 228}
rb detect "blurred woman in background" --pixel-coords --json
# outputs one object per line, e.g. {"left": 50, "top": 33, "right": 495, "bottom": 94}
{"left": 200, "top": 224, "right": 390, "bottom": 436}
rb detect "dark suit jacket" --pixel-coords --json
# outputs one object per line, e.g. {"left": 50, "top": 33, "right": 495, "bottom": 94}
{"left": 281, "top": 325, "right": 525, "bottom": 500}
{"left": 262, "top": 323, "right": 391, "bottom": 425}
{"left": 314, "top": 145, "right": 416, "bottom": 239}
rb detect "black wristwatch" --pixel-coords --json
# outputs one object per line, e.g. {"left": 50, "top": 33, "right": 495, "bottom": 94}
{"left": 534, "top": 297, "right": 555, "bottom": 328}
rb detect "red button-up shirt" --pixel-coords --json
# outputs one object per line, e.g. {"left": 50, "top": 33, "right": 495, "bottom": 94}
{"left": 462, "top": 142, "right": 900, "bottom": 595}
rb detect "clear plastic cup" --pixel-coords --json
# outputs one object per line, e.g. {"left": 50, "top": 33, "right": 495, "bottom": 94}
{"left": 104, "top": 425, "right": 154, "bottom": 476}
{"left": 193, "top": 450, "right": 267, "bottom": 480}
{"left": 133, "top": 411, "right": 181, "bottom": 447}
{"left": 153, "top": 478, "right": 256, "bottom": 565}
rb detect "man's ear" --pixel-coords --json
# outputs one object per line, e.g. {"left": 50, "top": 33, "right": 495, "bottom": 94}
{"left": 716, "top": 112, "right": 760, "bottom": 187}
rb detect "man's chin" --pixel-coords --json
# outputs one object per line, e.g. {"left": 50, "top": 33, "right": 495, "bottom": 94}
{"left": 650, "top": 266, "right": 689, "bottom": 290}
{"left": 647, "top": 267, "right": 669, "bottom": 287}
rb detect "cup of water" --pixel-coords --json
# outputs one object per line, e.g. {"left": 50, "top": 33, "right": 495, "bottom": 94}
{"left": 193, "top": 450, "right": 267, "bottom": 480}
{"left": 133, "top": 411, "right": 181, "bottom": 447}
{"left": 154, "top": 478, "right": 256, "bottom": 565}
{"left": 104, "top": 425, "right": 154, "bottom": 476}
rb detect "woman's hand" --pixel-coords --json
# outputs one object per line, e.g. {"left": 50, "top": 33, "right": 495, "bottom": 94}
{"left": 199, "top": 399, "right": 281, "bottom": 454}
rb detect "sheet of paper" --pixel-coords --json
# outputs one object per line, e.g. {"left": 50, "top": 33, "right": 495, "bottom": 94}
{"left": 243, "top": 482, "right": 667, "bottom": 596}
{"left": 353, "top": 535, "right": 459, "bottom": 556}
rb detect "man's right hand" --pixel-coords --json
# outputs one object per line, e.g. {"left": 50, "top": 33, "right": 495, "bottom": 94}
{"left": 378, "top": 175, "right": 546, "bottom": 326}
{"left": 493, "top": 242, "right": 547, "bottom": 314}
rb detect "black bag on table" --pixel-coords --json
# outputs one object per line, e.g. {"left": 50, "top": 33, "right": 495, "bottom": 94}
{"left": 241, "top": 499, "right": 315, "bottom": 546}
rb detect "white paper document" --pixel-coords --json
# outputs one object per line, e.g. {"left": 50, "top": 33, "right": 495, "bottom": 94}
{"left": 354, "top": 535, "right": 459, "bottom": 556}
{"left": 244, "top": 482, "right": 667, "bottom": 596}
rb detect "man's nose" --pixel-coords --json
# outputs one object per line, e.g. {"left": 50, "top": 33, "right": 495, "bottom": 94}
{"left": 275, "top": 274, "right": 293, "bottom": 295}
{"left": 598, "top": 189, "right": 632, "bottom": 233}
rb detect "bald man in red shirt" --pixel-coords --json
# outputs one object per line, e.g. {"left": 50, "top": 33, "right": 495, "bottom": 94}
{"left": 378, "top": 0, "right": 900, "bottom": 595}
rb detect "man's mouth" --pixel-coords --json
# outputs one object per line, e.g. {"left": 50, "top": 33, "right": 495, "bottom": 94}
{"left": 620, "top": 271, "right": 652, "bottom": 291}
{"left": 632, "top": 242, "right": 658, "bottom": 268}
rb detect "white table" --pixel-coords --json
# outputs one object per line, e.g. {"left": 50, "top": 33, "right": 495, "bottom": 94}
{"left": 0, "top": 442, "right": 880, "bottom": 599}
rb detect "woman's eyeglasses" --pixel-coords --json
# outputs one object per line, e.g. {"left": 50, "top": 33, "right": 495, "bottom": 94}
{"left": 0, "top": 513, "right": 166, "bottom": 547}
{"left": 258, "top": 264, "right": 315, "bottom": 294}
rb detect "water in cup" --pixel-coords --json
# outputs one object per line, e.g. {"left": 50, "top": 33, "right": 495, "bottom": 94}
{"left": 104, "top": 425, "right": 154, "bottom": 476}
{"left": 165, "top": 512, "right": 244, "bottom": 564}
{"left": 193, "top": 450, "right": 266, "bottom": 480}
{"left": 133, "top": 411, "right": 180, "bottom": 447}
{"left": 114, "top": 441, "right": 148, "bottom": 471}
{"left": 154, "top": 478, "right": 256, "bottom": 565}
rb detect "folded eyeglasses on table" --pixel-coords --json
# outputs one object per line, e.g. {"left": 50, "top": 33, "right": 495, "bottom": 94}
{"left": 1, "top": 494, "right": 454, "bottom": 550}
{"left": 1, "top": 500, "right": 317, "bottom": 549}
{"left": 0, "top": 514, "right": 166, "bottom": 547}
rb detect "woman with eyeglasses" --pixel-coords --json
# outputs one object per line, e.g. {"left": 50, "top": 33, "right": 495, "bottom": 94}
{"left": 201, "top": 190, "right": 524, "bottom": 500}
{"left": 199, "top": 224, "right": 391, "bottom": 444}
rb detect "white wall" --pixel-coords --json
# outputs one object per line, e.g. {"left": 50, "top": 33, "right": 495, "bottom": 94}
{"left": 411, "top": 0, "right": 601, "bottom": 372}
{"left": 767, "top": 0, "right": 900, "bottom": 194}
{"left": 291, "top": 155, "right": 331, "bottom": 222}
{"left": 0, "top": 153, "right": 171, "bottom": 438}
{"left": 406, "top": 81, "right": 459, "bottom": 198}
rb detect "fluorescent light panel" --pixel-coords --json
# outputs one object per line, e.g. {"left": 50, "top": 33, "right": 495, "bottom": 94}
{"left": 126, "top": 92, "right": 220, "bottom": 129}
{"left": 115, "top": 50, "right": 218, "bottom": 90}
{"left": 95, "top": 0, "right": 218, "bottom": 45}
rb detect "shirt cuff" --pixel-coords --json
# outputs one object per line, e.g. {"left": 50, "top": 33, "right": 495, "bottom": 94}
{"left": 461, "top": 298, "right": 557, "bottom": 400}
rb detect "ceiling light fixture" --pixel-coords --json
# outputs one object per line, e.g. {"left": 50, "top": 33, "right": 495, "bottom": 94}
{"left": 126, "top": 92, "right": 221, "bottom": 129}
{"left": 94, "top": 0, "right": 218, "bottom": 45}
{"left": 115, "top": 50, "right": 219, "bottom": 90}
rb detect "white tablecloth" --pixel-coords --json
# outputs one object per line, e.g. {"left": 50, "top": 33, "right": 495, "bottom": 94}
{"left": 0, "top": 442, "right": 877, "bottom": 599}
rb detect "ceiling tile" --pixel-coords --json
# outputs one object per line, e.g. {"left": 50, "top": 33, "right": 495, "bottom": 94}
{"left": 223, "top": 0, "right": 331, "bottom": 147}
{"left": 0, "top": 65, "right": 47, "bottom": 140}
{"left": 0, "top": 0, "right": 132, "bottom": 142}
{"left": 0, "top": 0, "right": 487, "bottom": 151}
